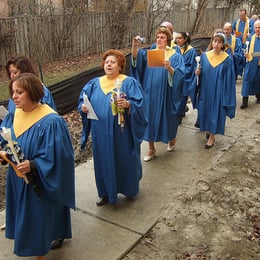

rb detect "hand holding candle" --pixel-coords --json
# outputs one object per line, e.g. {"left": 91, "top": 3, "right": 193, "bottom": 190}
{"left": 0, "top": 127, "right": 29, "bottom": 184}
{"left": 115, "top": 79, "right": 124, "bottom": 128}
{"left": 195, "top": 56, "right": 201, "bottom": 86}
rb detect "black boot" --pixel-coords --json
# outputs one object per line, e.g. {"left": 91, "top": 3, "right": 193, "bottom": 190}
{"left": 240, "top": 97, "right": 248, "bottom": 109}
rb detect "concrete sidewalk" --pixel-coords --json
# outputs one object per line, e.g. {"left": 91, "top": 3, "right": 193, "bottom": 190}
{"left": 0, "top": 80, "right": 259, "bottom": 259}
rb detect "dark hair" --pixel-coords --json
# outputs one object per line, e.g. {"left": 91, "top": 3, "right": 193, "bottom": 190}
{"left": 5, "top": 55, "right": 38, "bottom": 79}
{"left": 239, "top": 9, "right": 247, "bottom": 14}
{"left": 101, "top": 49, "right": 126, "bottom": 73}
{"left": 177, "top": 32, "right": 191, "bottom": 52}
{"left": 155, "top": 27, "right": 172, "bottom": 47}
{"left": 9, "top": 73, "right": 44, "bottom": 102}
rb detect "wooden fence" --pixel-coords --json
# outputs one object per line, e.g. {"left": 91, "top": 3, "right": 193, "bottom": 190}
{"left": 0, "top": 8, "right": 235, "bottom": 67}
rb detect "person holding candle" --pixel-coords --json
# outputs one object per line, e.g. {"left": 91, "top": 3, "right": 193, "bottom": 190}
{"left": 131, "top": 27, "right": 185, "bottom": 161}
{"left": 78, "top": 49, "right": 147, "bottom": 206}
{"left": 195, "top": 34, "right": 236, "bottom": 149}
{"left": 0, "top": 73, "right": 75, "bottom": 259}
{"left": 240, "top": 19, "right": 260, "bottom": 108}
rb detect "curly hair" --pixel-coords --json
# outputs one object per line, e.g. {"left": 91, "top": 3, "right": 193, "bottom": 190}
{"left": 101, "top": 49, "right": 126, "bottom": 73}
{"left": 155, "top": 27, "right": 173, "bottom": 47}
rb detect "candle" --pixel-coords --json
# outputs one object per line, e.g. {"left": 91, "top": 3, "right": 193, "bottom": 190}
{"left": 195, "top": 56, "right": 201, "bottom": 86}
{"left": 115, "top": 79, "right": 123, "bottom": 126}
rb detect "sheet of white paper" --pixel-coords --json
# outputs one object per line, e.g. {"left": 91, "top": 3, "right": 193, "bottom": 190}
{"left": 83, "top": 94, "right": 98, "bottom": 120}
{"left": 0, "top": 106, "right": 8, "bottom": 120}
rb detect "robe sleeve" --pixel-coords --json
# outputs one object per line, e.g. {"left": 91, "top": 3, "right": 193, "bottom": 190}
{"left": 78, "top": 79, "right": 97, "bottom": 149}
{"left": 130, "top": 48, "right": 148, "bottom": 85}
{"left": 170, "top": 53, "right": 185, "bottom": 111}
{"left": 222, "top": 57, "right": 236, "bottom": 119}
{"left": 121, "top": 77, "right": 147, "bottom": 143}
{"left": 34, "top": 114, "right": 75, "bottom": 209}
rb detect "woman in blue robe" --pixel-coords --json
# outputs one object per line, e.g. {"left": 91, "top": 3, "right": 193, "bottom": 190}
{"left": 78, "top": 49, "right": 147, "bottom": 206}
{"left": 0, "top": 73, "right": 75, "bottom": 259}
{"left": 5, "top": 55, "right": 57, "bottom": 112}
{"left": 195, "top": 34, "right": 236, "bottom": 149}
{"left": 175, "top": 32, "right": 197, "bottom": 123}
{"left": 131, "top": 27, "right": 185, "bottom": 161}
{"left": 241, "top": 20, "right": 260, "bottom": 108}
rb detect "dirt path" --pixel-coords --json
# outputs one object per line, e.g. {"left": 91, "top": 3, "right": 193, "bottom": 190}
{"left": 123, "top": 83, "right": 260, "bottom": 259}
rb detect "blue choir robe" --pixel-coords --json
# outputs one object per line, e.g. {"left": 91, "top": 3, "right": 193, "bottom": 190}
{"left": 197, "top": 50, "right": 236, "bottom": 135}
{"left": 8, "top": 84, "right": 57, "bottom": 112}
{"left": 241, "top": 35, "right": 260, "bottom": 96}
{"left": 131, "top": 47, "right": 185, "bottom": 143}
{"left": 78, "top": 75, "right": 147, "bottom": 204}
{"left": 232, "top": 17, "right": 255, "bottom": 47}
{"left": 178, "top": 45, "right": 197, "bottom": 115}
{"left": 227, "top": 35, "right": 244, "bottom": 76}
{"left": 1, "top": 105, "right": 75, "bottom": 256}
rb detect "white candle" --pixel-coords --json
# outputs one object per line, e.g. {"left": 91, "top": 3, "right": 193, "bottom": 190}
{"left": 115, "top": 79, "right": 122, "bottom": 126}
{"left": 195, "top": 56, "right": 201, "bottom": 86}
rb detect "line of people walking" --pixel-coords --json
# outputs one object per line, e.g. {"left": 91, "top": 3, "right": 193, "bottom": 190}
{"left": 0, "top": 7, "right": 259, "bottom": 260}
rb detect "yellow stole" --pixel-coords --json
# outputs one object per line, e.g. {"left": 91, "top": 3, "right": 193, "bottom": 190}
{"left": 100, "top": 74, "right": 127, "bottom": 95}
{"left": 165, "top": 46, "right": 176, "bottom": 60}
{"left": 181, "top": 45, "right": 192, "bottom": 55}
{"left": 14, "top": 104, "right": 56, "bottom": 138}
{"left": 206, "top": 50, "right": 229, "bottom": 68}
{"left": 230, "top": 35, "right": 236, "bottom": 53}
{"left": 247, "top": 34, "right": 257, "bottom": 62}
{"left": 236, "top": 18, "right": 249, "bottom": 44}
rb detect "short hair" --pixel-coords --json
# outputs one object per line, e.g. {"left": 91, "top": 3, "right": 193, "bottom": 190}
{"left": 239, "top": 9, "right": 247, "bottom": 14}
{"left": 212, "top": 34, "right": 226, "bottom": 50}
{"left": 9, "top": 73, "right": 44, "bottom": 102}
{"left": 5, "top": 55, "right": 38, "bottom": 79}
{"left": 101, "top": 49, "right": 126, "bottom": 73}
{"left": 155, "top": 27, "right": 173, "bottom": 47}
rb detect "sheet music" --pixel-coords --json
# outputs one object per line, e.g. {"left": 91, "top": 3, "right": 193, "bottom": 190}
{"left": 83, "top": 94, "right": 98, "bottom": 120}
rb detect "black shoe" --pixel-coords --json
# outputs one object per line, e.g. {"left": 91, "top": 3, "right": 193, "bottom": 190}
{"left": 256, "top": 97, "right": 260, "bottom": 104}
{"left": 96, "top": 197, "right": 108, "bottom": 206}
{"left": 51, "top": 239, "right": 64, "bottom": 250}
{"left": 240, "top": 103, "right": 247, "bottom": 109}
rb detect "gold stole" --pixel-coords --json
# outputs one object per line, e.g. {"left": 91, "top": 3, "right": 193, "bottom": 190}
{"left": 247, "top": 34, "right": 256, "bottom": 62}
{"left": 236, "top": 18, "right": 249, "bottom": 44}
{"left": 165, "top": 46, "right": 176, "bottom": 60}
{"left": 206, "top": 50, "right": 229, "bottom": 68}
{"left": 230, "top": 35, "right": 236, "bottom": 53}
{"left": 100, "top": 74, "right": 127, "bottom": 95}
{"left": 14, "top": 104, "right": 56, "bottom": 138}
{"left": 181, "top": 45, "right": 192, "bottom": 55}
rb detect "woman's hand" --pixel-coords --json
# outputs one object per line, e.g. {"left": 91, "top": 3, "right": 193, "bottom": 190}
{"left": 81, "top": 104, "right": 88, "bottom": 113}
{"left": 195, "top": 68, "right": 201, "bottom": 76}
{"left": 163, "top": 60, "right": 174, "bottom": 75}
{"left": 17, "top": 160, "right": 30, "bottom": 175}
{"left": 116, "top": 98, "right": 130, "bottom": 109}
